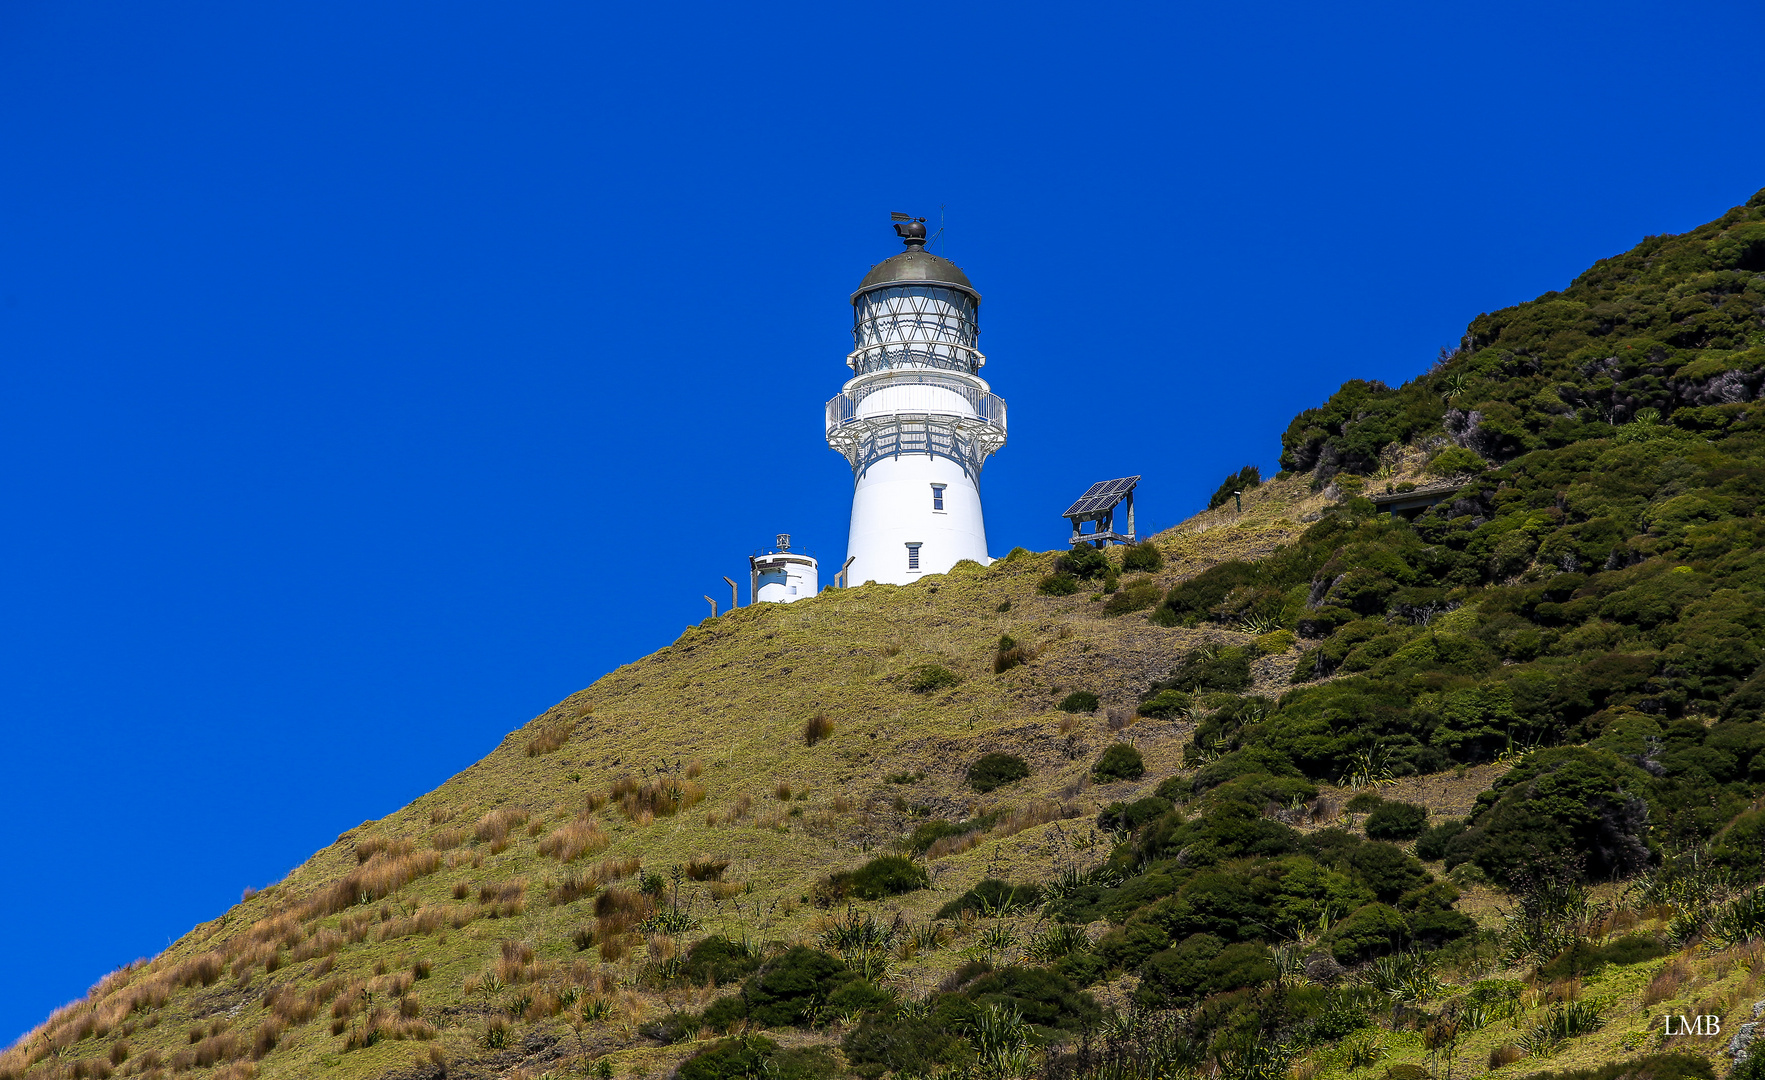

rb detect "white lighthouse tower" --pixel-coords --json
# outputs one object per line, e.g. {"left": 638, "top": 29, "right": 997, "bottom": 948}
{"left": 826, "top": 219, "right": 1007, "bottom": 585}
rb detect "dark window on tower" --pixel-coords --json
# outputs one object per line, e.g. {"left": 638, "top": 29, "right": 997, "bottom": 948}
{"left": 906, "top": 543, "right": 922, "bottom": 571}
{"left": 931, "top": 484, "right": 945, "bottom": 510}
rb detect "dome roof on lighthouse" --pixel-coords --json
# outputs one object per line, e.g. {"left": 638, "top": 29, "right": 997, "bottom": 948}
{"left": 853, "top": 220, "right": 978, "bottom": 302}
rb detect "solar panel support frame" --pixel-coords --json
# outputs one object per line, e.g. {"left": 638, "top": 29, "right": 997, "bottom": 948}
{"left": 1063, "top": 476, "right": 1139, "bottom": 548}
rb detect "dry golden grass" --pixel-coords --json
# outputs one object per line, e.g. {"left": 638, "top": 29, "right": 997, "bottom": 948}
{"left": 537, "top": 819, "right": 610, "bottom": 863}
{"left": 802, "top": 713, "right": 834, "bottom": 746}
{"left": 303, "top": 849, "right": 442, "bottom": 918}
{"left": 474, "top": 806, "right": 529, "bottom": 845}
{"left": 1645, "top": 954, "right": 1694, "bottom": 1005}
{"left": 354, "top": 836, "right": 415, "bottom": 864}
{"left": 606, "top": 776, "right": 706, "bottom": 820}
{"left": 684, "top": 858, "right": 729, "bottom": 881}
{"left": 525, "top": 719, "right": 576, "bottom": 757}
{"left": 1489, "top": 1045, "right": 1524, "bottom": 1067}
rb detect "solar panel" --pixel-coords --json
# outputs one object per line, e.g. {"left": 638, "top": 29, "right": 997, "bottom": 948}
{"left": 1063, "top": 475, "right": 1140, "bottom": 517}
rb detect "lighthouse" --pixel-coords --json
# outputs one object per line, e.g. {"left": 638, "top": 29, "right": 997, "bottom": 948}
{"left": 825, "top": 219, "right": 1007, "bottom": 585}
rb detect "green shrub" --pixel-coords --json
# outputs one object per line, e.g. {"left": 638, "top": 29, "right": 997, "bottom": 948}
{"left": 821, "top": 856, "right": 928, "bottom": 902}
{"left": 1426, "top": 446, "right": 1487, "bottom": 476}
{"left": 1414, "top": 819, "right": 1466, "bottom": 861}
{"left": 966, "top": 965, "right": 1101, "bottom": 1031}
{"left": 1120, "top": 541, "right": 1164, "bottom": 573}
{"left": 680, "top": 1036, "right": 840, "bottom": 1080}
{"left": 1038, "top": 573, "right": 1081, "bottom": 596}
{"left": 842, "top": 1014, "right": 971, "bottom": 1080}
{"left": 1710, "top": 807, "right": 1765, "bottom": 879}
{"left": 1135, "top": 934, "right": 1274, "bottom": 1007}
{"left": 967, "top": 752, "right": 1030, "bottom": 793}
{"left": 1139, "top": 689, "right": 1193, "bottom": 718}
{"left": 675, "top": 936, "right": 762, "bottom": 986}
{"left": 1058, "top": 691, "right": 1100, "bottom": 713}
{"left": 1364, "top": 801, "right": 1428, "bottom": 841}
{"left": 1101, "top": 575, "right": 1163, "bottom": 615}
{"left": 1097, "top": 797, "right": 1174, "bottom": 833}
{"left": 935, "top": 879, "right": 1044, "bottom": 919}
{"left": 1208, "top": 465, "right": 1263, "bottom": 510}
{"left": 641, "top": 1009, "right": 703, "bottom": 1043}
{"left": 904, "top": 813, "right": 999, "bottom": 855}
{"left": 1444, "top": 746, "right": 1655, "bottom": 884}
{"left": 1151, "top": 646, "right": 1254, "bottom": 694}
{"left": 1092, "top": 743, "right": 1146, "bottom": 783}
{"left": 1056, "top": 546, "right": 1111, "bottom": 580}
{"left": 701, "top": 994, "right": 749, "bottom": 1033}
{"left": 907, "top": 665, "right": 962, "bottom": 694}
{"left": 1344, "top": 841, "right": 1431, "bottom": 902}
{"left": 740, "top": 947, "right": 860, "bottom": 1027}
{"left": 1328, "top": 903, "right": 1410, "bottom": 963}
{"left": 1344, "top": 792, "right": 1385, "bottom": 814}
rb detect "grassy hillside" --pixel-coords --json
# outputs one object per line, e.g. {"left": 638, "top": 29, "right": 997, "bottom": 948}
{"left": 8, "top": 186, "right": 1765, "bottom": 1080}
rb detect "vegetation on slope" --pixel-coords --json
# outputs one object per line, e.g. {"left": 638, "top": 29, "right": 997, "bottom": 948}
{"left": 7, "top": 187, "right": 1765, "bottom": 1080}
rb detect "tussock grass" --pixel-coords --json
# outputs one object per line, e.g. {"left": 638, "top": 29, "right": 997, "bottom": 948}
{"left": 474, "top": 806, "right": 529, "bottom": 848}
{"left": 354, "top": 836, "right": 415, "bottom": 863}
{"left": 1644, "top": 955, "right": 1693, "bottom": 1005}
{"left": 303, "top": 849, "right": 442, "bottom": 918}
{"left": 526, "top": 719, "right": 576, "bottom": 757}
{"left": 802, "top": 713, "right": 835, "bottom": 746}
{"left": 684, "top": 858, "right": 730, "bottom": 881}
{"left": 607, "top": 776, "right": 705, "bottom": 820}
{"left": 538, "top": 820, "right": 611, "bottom": 863}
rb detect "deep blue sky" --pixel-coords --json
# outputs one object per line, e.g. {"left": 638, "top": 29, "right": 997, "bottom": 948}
{"left": 2, "top": 0, "right": 1761, "bottom": 1041}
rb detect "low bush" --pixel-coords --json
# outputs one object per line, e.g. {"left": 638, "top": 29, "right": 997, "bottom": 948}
{"left": 1120, "top": 541, "right": 1164, "bottom": 572}
{"left": 1102, "top": 575, "right": 1163, "bottom": 616}
{"left": 679, "top": 1036, "right": 840, "bottom": 1080}
{"left": 843, "top": 1008, "right": 973, "bottom": 1079}
{"left": 1139, "top": 689, "right": 1193, "bottom": 718}
{"left": 1414, "top": 819, "right": 1466, "bottom": 861}
{"left": 967, "top": 753, "right": 1030, "bottom": 793}
{"left": 1148, "top": 646, "right": 1254, "bottom": 695}
{"left": 1058, "top": 691, "right": 1099, "bottom": 714}
{"left": 907, "top": 665, "right": 962, "bottom": 694}
{"left": 1327, "top": 902, "right": 1410, "bottom": 963}
{"left": 1135, "top": 934, "right": 1274, "bottom": 1007}
{"left": 711, "top": 947, "right": 873, "bottom": 1029}
{"left": 1097, "top": 797, "right": 1173, "bottom": 833}
{"left": 1426, "top": 446, "right": 1487, "bottom": 477}
{"left": 1056, "top": 546, "right": 1111, "bottom": 580}
{"left": 1364, "top": 801, "right": 1428, "bottom": 841}
{"left": 935, "top": 879, "right": 1043, "bottom": 919}
{"left": 1038, "top": 573, "right": 1081, "bottom": 596}
{"left": 675, "top": 936, "right": 763, "bottom": 986}
{"left": 820, "top": 856, "right": 928, "bottom": 903}
{"left": 1092, "top": 744, "right": 1145, "bottom": 783}
{"left": 905, "top": 813, "right": 1000, "bottom": 855}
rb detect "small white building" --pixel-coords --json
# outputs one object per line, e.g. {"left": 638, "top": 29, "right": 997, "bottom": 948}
{"left": 825, "top": 220, "right": 1007, "bottom": 585}
{"left": 750, "top": 534, "right": 818, "bottom": 604}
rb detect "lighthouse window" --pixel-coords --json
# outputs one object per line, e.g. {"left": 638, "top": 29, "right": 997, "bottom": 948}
{"left": 906, "top": 543, "right": 922, "bottom": 571}
{"left": 931, "top": 484, "right": 946, "bottom": 510}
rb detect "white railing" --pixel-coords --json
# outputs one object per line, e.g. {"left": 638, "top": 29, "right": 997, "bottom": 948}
{"left": 825, "top": 378, "right": 1006, "bottom": 434}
